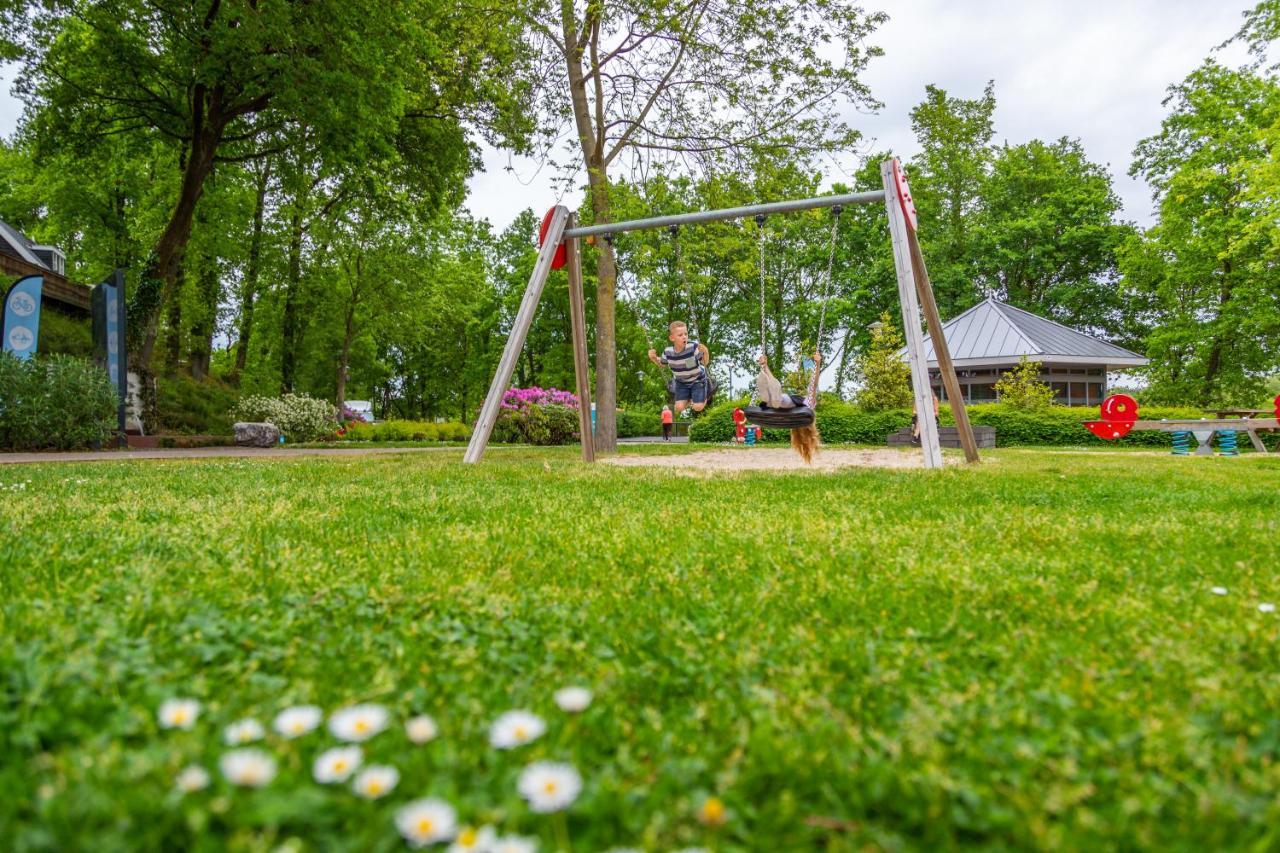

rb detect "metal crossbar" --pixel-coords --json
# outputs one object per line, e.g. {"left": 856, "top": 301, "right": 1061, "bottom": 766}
{"left": 562, "top": 190, "right": 884, "bottom": 238}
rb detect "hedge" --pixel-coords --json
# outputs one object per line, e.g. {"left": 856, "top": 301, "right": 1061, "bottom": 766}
{"left": 688, "top": 399, "right": 1212, "bottom": 448}
{"left": 618, "top": 410, "right": 662, "bottom": 438}
{"left": 0, "top": 352, "right": 117, "bottom": 450}
{"left": 340, "top": 420, "right": 470, "bottom": 442}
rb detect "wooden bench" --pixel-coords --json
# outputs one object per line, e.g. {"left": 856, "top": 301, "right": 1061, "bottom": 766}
{"left": 887, "top": 425, "right": 996, "bottom": 449}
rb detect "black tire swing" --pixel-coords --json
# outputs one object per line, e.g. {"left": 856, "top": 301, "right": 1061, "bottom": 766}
{"left": 742, "top": 206, "right": 842, "bottom": 430}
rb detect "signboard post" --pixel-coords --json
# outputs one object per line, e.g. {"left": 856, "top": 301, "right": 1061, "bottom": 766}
{"left": 92, "top": 270, "right": 128, "bottom": 446}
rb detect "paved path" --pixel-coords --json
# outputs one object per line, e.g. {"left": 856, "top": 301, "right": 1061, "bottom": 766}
{"left": 0, "top": 445, "right": 476, "bottom": 465}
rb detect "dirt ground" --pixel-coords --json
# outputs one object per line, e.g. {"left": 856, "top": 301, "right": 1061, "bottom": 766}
{"left": 604, "top": 446, "right": 931, "bottom": 473}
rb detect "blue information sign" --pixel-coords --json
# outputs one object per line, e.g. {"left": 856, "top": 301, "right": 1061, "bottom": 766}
{"left": 3, "top": 275, "right": 43, "bottom": 360}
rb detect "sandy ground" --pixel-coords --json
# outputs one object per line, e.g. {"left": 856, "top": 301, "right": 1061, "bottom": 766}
{"left": 605, "top": 446, "right": 930, "bottom": 473}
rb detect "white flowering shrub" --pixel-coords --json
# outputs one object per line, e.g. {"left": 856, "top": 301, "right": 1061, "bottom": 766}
{"left": 231, "top": 393, "right": 335, "bottom": 441}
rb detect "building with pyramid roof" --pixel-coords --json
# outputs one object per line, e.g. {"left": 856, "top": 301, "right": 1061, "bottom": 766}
{"left": 903, "top": 298, "right": 1148, "bottom": 407}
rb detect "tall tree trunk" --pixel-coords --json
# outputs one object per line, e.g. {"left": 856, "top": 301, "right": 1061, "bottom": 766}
{"left": 163, "top": 264, "right": 185, "bottom": 375}
{"left": 589, "top": 172, "right": 618, "bottom": 452}
{"left": 280, "top": 204, "right": 304, "bottom": 392}
{"left": 232, "top": 162, "right": 271, "bottom": 383}
{"left": 1200, "top": 258, "right": 1234, "bottom": 405}
{"left": 189, "top": 261, "right": 219, "bottom": 380}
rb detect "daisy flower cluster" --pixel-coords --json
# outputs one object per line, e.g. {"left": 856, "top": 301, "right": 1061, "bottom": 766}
{"left": 151, "top": 684, "right": 635, "bottom": 850}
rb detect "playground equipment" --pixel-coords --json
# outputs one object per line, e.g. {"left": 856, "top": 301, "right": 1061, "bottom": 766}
{"left": 463, "top": 158, "right": 981, "bottom": 468}
{"left": 1085, "top": 394, "right": 1280, "bottom": 456}
{"left": 732, "top": 407, "right": 764, "bottom": 445}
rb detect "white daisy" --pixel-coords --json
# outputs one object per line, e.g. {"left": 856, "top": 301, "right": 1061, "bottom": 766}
{"left": 273, "top": 705, "right": 323, "bottom": 739}
{"left": 219, "top": 749, "right": 276, "bottom": 787}
{"left": 1261, "top": 602, "right": 1276, "bottom": 613}
{"left": 490, "top": 835, "right": 538, "bottom": 853}
{"left": 517, "top": 761, "right": 582, "bottom": 813}
{"left": 489, "top": 710, "right": 546, "bottom": 749}
{"left": 553, "top": 686, "right": 592, "bottom": 713}
{"left": 329, "top": 703, "right": 390, "bottom": 742}
{"left": 175, "top": 765, "right": 211, "bottom": 793}
{"left": 352, "top": 764, "right": 400, "bottom": 799}
{"left": 448, "top": 825, "right": 498, "bottom": 853}
{"left": 223, "top": 718, "right": 265, "bottom": 745}
{"left": 1211, "top": 586, "right": 1228, "bottom": 596}
{"left": 313, "top": 745, "right": 363, "bottom": 783}
{"left": 395, "top": 798, "right": 458, "bottom": 848}
{"left": 158, "top": 698, "right": 200, "bottom": 730}
{"left": 406, "top": 714, "right": 439, "bottom": 744}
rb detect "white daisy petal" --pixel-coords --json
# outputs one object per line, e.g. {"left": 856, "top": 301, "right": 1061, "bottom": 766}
{"left": 554, "top": 686, "right": 592, "bottom": 713}
{"left": 219, "top": 749, "right": 276, "bottom": 787}
{"left": 158, "top": 698, "right": 201, "bottom": 730}
{"left": 489, "top": 710, "right": 546, "bottom": 749}
{"left": 175, "top": 765, "right": 210, "bottom": 793}
{"left": 352, "top": 764, "right": 399, "bottom": 799}
{"left": 313, "top": 746, "right": 363, "bottom": 783}
{"left": 1211, "top": 586, "right": 1228, "bottom": 596}
{"left": 490, "top": 835, "right": 538, "bottom": 853}
{"left": 1260, "top": 602, "right": 1276, "bottom": 613}
{"left": 395, "top": 798, "right": 458, "bottom": 848}
{"left": 448, "top": 825, "right": 498, "bottom": 853}
{"left": 273, "top": 705, "right": 323, "bottom": 739}
{"left": 328, "top": 704, "right": 390, "bottom": 742}
{"left": 223, "top": 718, "right": 266, "bottom": 745}
{"left": 406, "top": 714, "right": 439, "bottom": 744}
{"left": 517, "top": 761, "right": 582, "bottom": 813}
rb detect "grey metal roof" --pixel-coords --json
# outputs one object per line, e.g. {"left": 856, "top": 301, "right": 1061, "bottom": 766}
{"left": 904, "top": 298, "right": 1148, "bottom": 369}
{"left": 0, "top": 219, "right": 49, "bottom": 270}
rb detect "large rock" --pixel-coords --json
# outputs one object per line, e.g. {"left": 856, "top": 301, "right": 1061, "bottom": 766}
{"left": 234, "top": 422, "right": 281, "bottom": 447}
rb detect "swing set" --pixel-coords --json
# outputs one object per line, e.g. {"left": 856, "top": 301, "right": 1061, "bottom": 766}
{"left": 463, "top": 158, "right": 981, "bottom": 469}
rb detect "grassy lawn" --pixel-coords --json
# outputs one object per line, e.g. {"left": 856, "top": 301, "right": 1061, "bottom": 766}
{"left": 2, "top": 448, "right": 1279, "bottom": 851}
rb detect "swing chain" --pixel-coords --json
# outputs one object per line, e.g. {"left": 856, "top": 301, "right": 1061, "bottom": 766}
{"left": 806, "top": 204, "right": 842, "bottom": 406}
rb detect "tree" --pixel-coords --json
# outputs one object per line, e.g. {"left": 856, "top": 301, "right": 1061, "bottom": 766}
{"left": 520, "top": 0, "right": 887, "bottom": 450}
{"left": 973, "top": 138, "right": 1135, "bottom": 339}
{"left": 17, "top": 0, "right": 534, "bottom": 421}
{"left": 908, "top": 82, "right": 996, "bottom": 317}
{"left": 1121, "top": 61, "right": 1280, "bottom": 405}
{"left": 852, "top": 312, "right": 910, "bottom": 411}
{"left": 994, "top": 356, "right": 1053, "bottom": 410}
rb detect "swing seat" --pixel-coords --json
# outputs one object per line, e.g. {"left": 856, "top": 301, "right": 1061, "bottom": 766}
{"left": 744, "top": 395, "right": 815, "bottom": 429}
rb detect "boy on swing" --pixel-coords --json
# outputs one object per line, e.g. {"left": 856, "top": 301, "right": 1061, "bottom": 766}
{"left": 649, "top": 321, "right": 711, "bottom": 414}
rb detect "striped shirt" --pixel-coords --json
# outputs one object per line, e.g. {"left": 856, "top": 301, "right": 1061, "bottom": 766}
{"left": 661, "top": 341, "right": 705, "bottom": 382}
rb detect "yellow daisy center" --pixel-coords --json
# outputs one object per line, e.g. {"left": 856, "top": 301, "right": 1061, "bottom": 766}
{"left": 172, "top": 709, "right": 187, "bottom": 724}
{"left": 367, "top": 780, "right": 382, "bottom": 795}
{"left": 355, "top": 719, "right": 369, "bottom": 733}
{"left": 459, "top": 828, "right": 477, "bottom": 845}
{"left": 292, "top": 721, "right": 303, "bottom": 733}
{"left": 334, "top": 760, "right": 347, "bottom": 772}
{"left": 514, "top": 726, "right": 527, "bottom": 739}
{"left": 543, "top": 780, "right": 558, "bottom": 794}
{"left": 417, "top": 818, "right": 434, "bottom": 835}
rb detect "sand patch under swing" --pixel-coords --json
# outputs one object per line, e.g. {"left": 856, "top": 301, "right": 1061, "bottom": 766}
{"left": 604, "top": 446, "right": 934, "bottom": 474}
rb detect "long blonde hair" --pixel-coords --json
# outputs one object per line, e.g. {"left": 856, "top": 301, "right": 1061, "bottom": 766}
{"left": 791, "top": 423, "right": 819, "bottom": 464}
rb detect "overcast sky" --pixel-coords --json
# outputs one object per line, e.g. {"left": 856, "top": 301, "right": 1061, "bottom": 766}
{"left": 466, "top": 0, "right": 1256, "bottom": 232}
{"left": 0, "top": 1, "right": 1257, "bottom": 233}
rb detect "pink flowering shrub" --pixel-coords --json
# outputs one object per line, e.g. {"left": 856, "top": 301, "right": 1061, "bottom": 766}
{"left": 493, "top": 386, "right": 581, "bottom": 445}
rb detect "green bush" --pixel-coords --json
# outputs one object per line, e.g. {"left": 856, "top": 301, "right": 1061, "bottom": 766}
{"left": 0, "top": 352, "right": 117, "bottom": 450}
{"left": 492, "top": 403, "right": 580, "bottom": 445}
{"left": 688, "top": 399, "right": 1213, "bottom": 447}
{"left": 231, "top": 393, "right": 334, "bottom": 441}
{"left": 156, "top": 375, "right": 239, "bottom": 434}
{"left": 38, "top": 309, "right": 94, "bottom": 357}
{"left": 617, "top": 410, "right": 662, "bottom": 438}
{"left": 338, "top": 420, "right": 470, "bottom": 443}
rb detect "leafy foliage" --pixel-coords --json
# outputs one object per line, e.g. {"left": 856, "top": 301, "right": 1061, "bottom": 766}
{"left": 853, "top": 312, "right": 912, "bottom": 411}
{"left": 231, "top": 393, "right": 334, "bottom": 442}
{"left": 0, "top": 352, "right": 116, "bottom": 449}
{"left": 993, "top": 356, "right": 1055, "bottom": 411}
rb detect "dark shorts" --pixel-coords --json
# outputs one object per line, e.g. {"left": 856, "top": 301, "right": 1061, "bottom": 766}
{"left": 673, "top": 375, "right": 709, "bottom": 404}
